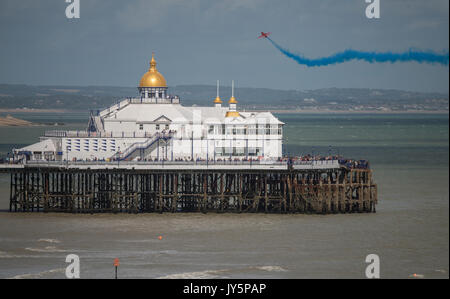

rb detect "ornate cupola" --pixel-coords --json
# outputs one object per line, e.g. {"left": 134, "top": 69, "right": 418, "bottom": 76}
{"left": 225, "top": 80, "right": 240, "bottom": 117}
{"left": 214, "top": 80, "right": 222, "bottom": 108}
{"left": 138, "top": 53, "right": 169, "bottom": 101}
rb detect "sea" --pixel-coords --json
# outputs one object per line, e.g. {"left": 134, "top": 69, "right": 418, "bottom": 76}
{"left": 0, "top": 112, "right": 448, "bottom": 279}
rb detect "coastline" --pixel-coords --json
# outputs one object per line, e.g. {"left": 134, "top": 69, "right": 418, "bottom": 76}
{"left": 246, "top": 109, "right": 449, "bottom": 114}
{"left": 0, "top": 108, "right": 68, "bottom": 113}
{"left": 0, "top": 115, "right": 35, "bottom": 127}
{"left": 1, "top": 108, "right": 448, "bottom": 115}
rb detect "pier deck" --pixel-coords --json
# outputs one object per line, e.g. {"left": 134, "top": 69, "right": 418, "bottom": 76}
{"left": 0, "top": 160, "right": 339, "bottom": 171}
{"left": 1, "top": 160, "right": 377, "bottom": 214}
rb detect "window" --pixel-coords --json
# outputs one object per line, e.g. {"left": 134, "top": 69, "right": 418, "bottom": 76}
{"left": 165, "top": 124, "right": 169, "bottom": 130}
{"left": 208, "top": 125, "right": 214, "bottom": 134}
{"left": 139, "top": 124, "right": 143, "bottom": 130}
{"left": 156, "top": 124, "right": 160, "bottom": 130}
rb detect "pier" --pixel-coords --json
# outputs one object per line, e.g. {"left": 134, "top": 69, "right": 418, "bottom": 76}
{"left": 1, "top": 161, "right": 377, "bottom": 214}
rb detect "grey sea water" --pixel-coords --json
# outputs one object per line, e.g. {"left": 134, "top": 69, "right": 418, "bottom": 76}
{"left": 0, "top": 112, "right": 448, "bottom": 279}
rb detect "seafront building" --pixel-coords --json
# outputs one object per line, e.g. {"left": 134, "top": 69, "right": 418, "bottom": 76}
{"left": 3, "top": 54, "right": 377, "bottom": 215}
{"left": 14, "top": 54, "right": 284, "bottom": 162}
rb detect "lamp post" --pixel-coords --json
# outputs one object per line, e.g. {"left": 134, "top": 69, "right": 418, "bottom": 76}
{"left": 117, "top": 146, "right": 121, "bottom": 167}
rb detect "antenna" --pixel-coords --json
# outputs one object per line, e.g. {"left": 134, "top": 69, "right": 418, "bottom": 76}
{"left": 232, "top": 80, "right": 234, "bottom": 98}
{"left": 217, "top": 80, "right": 219, "bottom": 98}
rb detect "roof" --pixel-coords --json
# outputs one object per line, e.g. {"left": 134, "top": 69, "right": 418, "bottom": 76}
{"left": 16, "top": 138, "right": 56, "bottom": 153}
{"left": 103, "top": 103, "right": 284, "bottom": 125}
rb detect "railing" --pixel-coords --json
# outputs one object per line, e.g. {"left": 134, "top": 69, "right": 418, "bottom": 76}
{"left": 128, "top": 97, "right": 180, "bottom": 104}
{"left": 21, "top": 160, "right": 290, "bottom": 167}
{"left": 44, "top": 130, "right": 155, "bottom": 138}
{"left": 19, "top": 159, "right": 341, "bottom": 167}
{"left": 99, "top": 98, "right": 132, "bottom": 118}
{"left": 97, "top": 96, "right": 181, "bottom": 118}
{"left": 113, "top": 132, "right": 175, "bottom": 160}
{"left": 93, "top": 116, "right": 104, "bottom": 132}
{"left": 292, "top": 160, "right": 340, "bottom": 166}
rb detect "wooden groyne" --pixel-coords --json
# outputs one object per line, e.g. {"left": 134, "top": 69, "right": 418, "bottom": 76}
{"left": 5, "top": 166, "right": 377, "bottom": 214}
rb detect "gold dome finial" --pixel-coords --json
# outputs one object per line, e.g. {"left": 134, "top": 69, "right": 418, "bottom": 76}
{"left": 225, "top": 80, "right": 239, "bottom": 117}
{"left": 149, "top": 52, "right": 157, "bottom": 71}
{"left": 139, "top": 53, "right": 167, "bottom": 87}
{"left": 228, "top": 80, "right": 238, "bottom": 104}
{"left": 214, "top": 80, "right": 222, "bottom": 104}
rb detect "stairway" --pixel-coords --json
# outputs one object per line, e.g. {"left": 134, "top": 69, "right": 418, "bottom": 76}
{"left": 111, "top": 132, "right": 174, "bottom": 161}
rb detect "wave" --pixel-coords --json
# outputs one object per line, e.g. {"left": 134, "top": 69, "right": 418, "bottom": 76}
{"left": 157, "top": 265, "right": 288, "bottom": 279}
{"left": 37, "top": 238, "right": 61, "bottom": 244}
{"left": 157, "top": 269, "right": 227, "bottom": 279}
{"left": 8, "top": 268, "right": 65, "bottom": 279}
{"left": 25, "top": 246, "right": 67, "bottom": 253}
{"left": 253, "top": 265, "right": 287, "bottom": 272}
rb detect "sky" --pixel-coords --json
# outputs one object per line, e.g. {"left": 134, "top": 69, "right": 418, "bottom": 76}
{"left": 0, "top": 0, "right": 448, "bottom": 93}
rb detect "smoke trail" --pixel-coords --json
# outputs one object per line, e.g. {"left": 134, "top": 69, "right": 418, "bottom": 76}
{"left": 267, "top": 37, "right": 449, "bottom": 67}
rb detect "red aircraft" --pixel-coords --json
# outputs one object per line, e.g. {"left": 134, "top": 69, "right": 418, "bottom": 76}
{"left": 258, "top": 32, "right": 271, "bottom": 39}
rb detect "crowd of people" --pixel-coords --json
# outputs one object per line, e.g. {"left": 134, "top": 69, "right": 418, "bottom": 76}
{"left": 2, "top": 153, "right": 370, "bottom": 169}
{"left": 338, "top": 158, "right": 370, "bottom": 169}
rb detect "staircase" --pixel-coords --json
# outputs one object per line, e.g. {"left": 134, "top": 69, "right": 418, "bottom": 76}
{"left": 111, "top": 132, "right": 175, "bottom": 161}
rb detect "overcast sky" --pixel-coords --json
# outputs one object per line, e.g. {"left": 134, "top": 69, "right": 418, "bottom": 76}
{"left": 0, "top": 0, "right": 448, "bottom": 93}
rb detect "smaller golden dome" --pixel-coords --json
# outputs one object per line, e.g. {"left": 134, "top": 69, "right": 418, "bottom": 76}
{"left": 139, "top": 53, "right": 167, "bottom": 87}
{"left": 228, "top": 96, "right": 238, "bottom": 104}
{"left": 225, "top": 111, "right": 240, "bottom": 117}
{"left": 214, "top": 96, "right": 222, "bottom": 104}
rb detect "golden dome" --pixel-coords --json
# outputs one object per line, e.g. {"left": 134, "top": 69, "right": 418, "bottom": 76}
{"left": 225, "top": 111, "right": 240, "bottom": 117}
{"left": 214, "top": 96, "right": 222, "bottom": 104}
{"left": 228, "top": 96, "right": 238, "bottom": 104}
{"left": 139, "top": 53, "right": 167, "bottom": 87}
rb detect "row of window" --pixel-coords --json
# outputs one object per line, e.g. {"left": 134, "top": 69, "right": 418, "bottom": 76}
{"left": 209, "top": 125, "right": 282, "bottom": 135}
{"left": 215, "top": 147, "right": 261, "bottom": 156}
{"left": 65, "top": 139, "right": 116, "bottom": 152}
{"left": 139, "top": 124, "right": 170, "bottom": 130}
{"left": 66, "top": 146, "right": 116, "bottom": 152}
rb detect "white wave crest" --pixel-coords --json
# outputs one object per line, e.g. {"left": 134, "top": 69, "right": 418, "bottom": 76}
{"left": 37, "top": 238, "right": 61, "bottom": 244}
{"left": 254, "top": 265, "right": 287, "bottom": 272}
{"left": 25, "top": 246, "right": 67, "bottom": 253}
{"left": 8, "top": 268, "right": 65, "bottom": 279}
{"left": 157, "top": 269, "right": 226, "bottom": 279}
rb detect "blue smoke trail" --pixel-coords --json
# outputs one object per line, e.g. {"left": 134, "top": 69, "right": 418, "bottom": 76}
{"left": 267, "top": 37, "right": 449, "bottom": 67}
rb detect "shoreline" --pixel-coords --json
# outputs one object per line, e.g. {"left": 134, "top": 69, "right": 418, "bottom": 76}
{"left": 247, "top": 109, "right": 449, "bottom": 114}
{"left": 0, "top": 108, "right": 69, "bottom": 113}
{"left": 0, "top": 115, "right": 36, "bottom": 127}
{"left": 0, "top": 108, "right": 448, "bottom": 115}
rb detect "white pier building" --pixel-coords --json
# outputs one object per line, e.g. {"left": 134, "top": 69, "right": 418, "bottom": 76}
{"left": 14, "top": 54, "right": 284, "bottom": 162}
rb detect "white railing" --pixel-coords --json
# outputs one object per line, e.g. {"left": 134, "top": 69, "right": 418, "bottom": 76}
{"left": 128, "top": 97, "right": 180, "bottom": 104}
{"left": 113, "top": 131, "right": 175, "bottom": 160}
{"left": 97, "top": 96, "right": 181, "bottom": 118}
{"left": 292, "top": 160, "right": 340, "bottom": 166}
{"left": 99, "top": 98, "right": 132, "bottom": 118}
{"left": 20, "top": 160, "right": 289, "bottom": 167}
{"left": 44, "top": 130, "right": 155, "bottom": 138}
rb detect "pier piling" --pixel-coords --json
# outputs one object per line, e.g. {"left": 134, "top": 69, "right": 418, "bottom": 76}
{"left": 6, "top": 167, "right": 377, "bottom": 214}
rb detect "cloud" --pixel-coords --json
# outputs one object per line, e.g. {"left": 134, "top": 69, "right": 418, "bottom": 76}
{"left": 115, "top": 0, "right": 195, "bottom": 32}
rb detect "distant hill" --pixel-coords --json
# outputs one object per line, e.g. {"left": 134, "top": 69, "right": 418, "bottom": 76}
{"left": 0, "top": 115, "right": 34, "bottom": 126}
{"left": 0, "top": 84, "right": 448, "bottom": 112}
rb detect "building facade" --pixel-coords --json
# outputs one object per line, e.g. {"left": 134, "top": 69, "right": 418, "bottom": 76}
{"left": 14, "top": 54, "right": 284, "bottom": 162}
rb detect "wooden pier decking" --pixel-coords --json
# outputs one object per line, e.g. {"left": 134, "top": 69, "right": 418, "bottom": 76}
{"left": 2, "top": 163, "right": 377, "bottom": 214}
